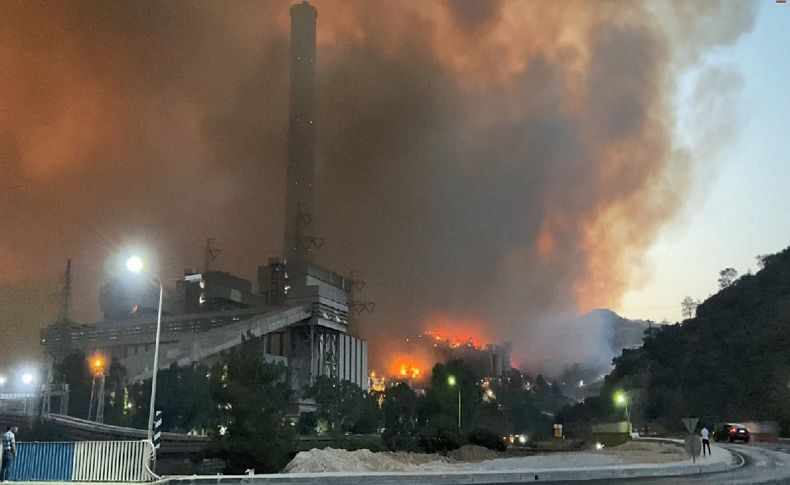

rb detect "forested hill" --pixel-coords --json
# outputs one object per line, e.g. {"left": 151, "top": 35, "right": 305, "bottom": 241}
{"left": 581, "top": 246, "right": 790, "bottom": 432}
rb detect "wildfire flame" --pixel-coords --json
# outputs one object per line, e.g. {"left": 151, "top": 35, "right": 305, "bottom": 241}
{"left": 423, "top": 330, "right": 484, "bottom": 350}
{"left": 423, "top": 313, "right": 491, "bottom": 349}
{"left": 381, "top": 313, "right": 499, "bottom": 380}
{"left": 398, "top": 363, "right": 421, "bottom": 378}
{"left": 386, "top": 351, "right": 428, "bottom": 381}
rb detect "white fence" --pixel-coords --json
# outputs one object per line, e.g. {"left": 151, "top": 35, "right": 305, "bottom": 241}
{"left": 73, "top": 440, "right": 157, "bottom": 482}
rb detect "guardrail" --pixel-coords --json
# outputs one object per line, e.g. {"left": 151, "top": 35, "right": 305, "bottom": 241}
{"left": 6, "top": 440, "right": 157, "bottom": 482}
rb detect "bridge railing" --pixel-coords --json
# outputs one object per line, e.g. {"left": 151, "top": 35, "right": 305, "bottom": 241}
{"left": 6, "top": 440, "right": 157, "bottom": 482}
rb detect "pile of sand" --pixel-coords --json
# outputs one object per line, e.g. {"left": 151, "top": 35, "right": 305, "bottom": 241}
{"left": 282, "top": 448, "right": 450, "bottom": 473}
{"left": 283, "top": 441, "right": 686, "bottom": 474}
{"left": 447, "top": 444, "right": 500, "bottom": 462}
{"left": 603, "top": 440, "right": 687, "bottom": 464}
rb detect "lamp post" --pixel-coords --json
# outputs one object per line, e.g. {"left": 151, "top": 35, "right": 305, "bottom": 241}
{"left": 88, "top": 355, "right": 107, "bottom": 423}
{"left": 448, "top": 375, "right": 461, "bottom": 429}
{"left": 125, "top": 256, "right": 201, "bottom": 442}
{"left": 614, "top": 391, "right": 631, "bottom": 434}
{"left": 126, "top": 256, "right": 163, "bottom": 442}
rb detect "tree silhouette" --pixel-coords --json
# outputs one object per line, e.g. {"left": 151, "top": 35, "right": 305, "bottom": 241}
{"left": 718, "top": 268, "right": 738, "bottom": 289}
{"left": 680, "top": 296, "right": 700, "bottom": 320}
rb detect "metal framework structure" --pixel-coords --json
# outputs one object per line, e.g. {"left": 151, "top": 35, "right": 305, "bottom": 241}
{"left": 88, "top": 374, "right": 106, "bottom": 423}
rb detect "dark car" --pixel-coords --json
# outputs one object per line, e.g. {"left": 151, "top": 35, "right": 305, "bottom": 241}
{"left": 714, "top": 423, "right": 750, "bottom": 443}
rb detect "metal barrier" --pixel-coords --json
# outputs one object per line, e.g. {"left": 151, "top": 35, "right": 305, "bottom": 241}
{"left": 73, "top": 440, "right": 156, "bottom": 482}
{"left": 5, "top": 440, "right": 156, "bottom": 482}
{"left": 10, "top": 442, "right": 74, "bottom": 481}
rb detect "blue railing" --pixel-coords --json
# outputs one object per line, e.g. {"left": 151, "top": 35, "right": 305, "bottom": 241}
{"left": 11, "top": 442, "right": 74, "bottom": 481}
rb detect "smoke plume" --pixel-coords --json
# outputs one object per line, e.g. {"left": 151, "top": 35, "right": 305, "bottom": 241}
{"left": 0, "top": 1, "right": 757, "bottom": 371}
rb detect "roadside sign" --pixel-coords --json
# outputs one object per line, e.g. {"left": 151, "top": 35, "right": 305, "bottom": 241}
{"left": 681, "top": 417, "right": 699, "bottom": 433}
{"left": 684, "top": 434, "right": 701, "bottom": 463}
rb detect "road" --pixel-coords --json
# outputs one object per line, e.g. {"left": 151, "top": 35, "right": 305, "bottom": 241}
{"left": 552, "top": 442, "right": 790, "bottom": 484}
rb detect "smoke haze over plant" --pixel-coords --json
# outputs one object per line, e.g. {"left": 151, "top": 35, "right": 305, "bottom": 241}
{"left": 0, "top": 1, "right": 757, "bottom": 372}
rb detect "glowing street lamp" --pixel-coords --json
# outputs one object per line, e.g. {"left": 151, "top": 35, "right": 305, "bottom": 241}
{"left": 21, "top": 372, "right": 34, "bottom": 385}
{"left": 614, "top": 391, "right": 631, "bottom": 433}
{"left": 91, "top": 356, "right": 106, "bottom": 376}
{"left": 448, "top": 375, "right": 461, "bottom": 429}
{"left": 125, "top": 256, "right": 144, "bottom": 274}
{"left": 88, "top": 354, "right": 108, "bottom": 422}
{"left": 125, "top": 255, "right": 164, "bottom": 443}
{"left": 0, "top": 375, "right": 6, "bottom": 386}
{"left": 124, "top": 254, "right": 201, "bottom": 443}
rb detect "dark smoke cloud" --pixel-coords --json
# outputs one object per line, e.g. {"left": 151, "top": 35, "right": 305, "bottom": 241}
{"left": 444, "top": 0, "right": 503, "bottom": 31}
{"left": 0, "top": 1, "right": 757, "bottom": 372}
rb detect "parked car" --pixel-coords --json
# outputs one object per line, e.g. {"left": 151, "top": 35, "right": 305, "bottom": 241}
{"left": 714, "top": 423, "right": 750, "bottom": 443}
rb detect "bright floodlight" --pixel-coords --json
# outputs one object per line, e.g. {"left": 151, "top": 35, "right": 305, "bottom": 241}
{"left": 21, "top": 372, "right": 33, "bottom": 385}
{"left": 447, "top": 375, "right": 457, "bottom": 386}
{"left": 126, "top": 256, "right": 144, "bottom": 273}
{"left": 92, "top": 356, "right": 106, "bottom": 375}
{"left": 0, "top": 376, "right": 6, "bottom": 386}
{"left": 614, "top": 391, "right": 626, "bottom": 405}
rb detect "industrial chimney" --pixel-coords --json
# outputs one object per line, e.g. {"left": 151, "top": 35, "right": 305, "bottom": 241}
{"left": 284, "top": 1, "right": 318, "bottom": 264}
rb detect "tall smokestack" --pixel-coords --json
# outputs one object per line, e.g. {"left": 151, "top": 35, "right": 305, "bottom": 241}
{"left": 284, "top": 1, "right": 317, "bottom": 263}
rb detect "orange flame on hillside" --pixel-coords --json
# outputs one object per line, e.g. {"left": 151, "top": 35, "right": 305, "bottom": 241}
{"left": 381, "top": 313, "right": 498, "bottom": 380}
{"left": 423, "top": 313, "right": 491, "bottom": 349}
{"left": 387, "top": 352, "right": 429, "bottom": 381}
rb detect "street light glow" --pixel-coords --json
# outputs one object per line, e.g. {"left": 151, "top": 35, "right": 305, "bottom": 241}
{"left": 21, "top": 372, "right": 33, "bottom": 385}
{"left": 447, "top": 374, "right": 460, "bottom": 428}
{"left": 120, "top": 250, "right": 202, "bottom": 442}
{"left": 613, "top": 390, "right": 632, "bottom": 434}
{"left": 91, "top": 355, "right": 106, "bottom": 376}
{"left": 0, "top": 376, "right": 6, "bottom": 386}
{"left": 125, "top": 256, "right": 144, "bottom": 273}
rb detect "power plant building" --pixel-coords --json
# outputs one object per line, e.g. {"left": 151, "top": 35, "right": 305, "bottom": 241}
{"left": 40, "top": 1, "right": 369, "bottom": 407}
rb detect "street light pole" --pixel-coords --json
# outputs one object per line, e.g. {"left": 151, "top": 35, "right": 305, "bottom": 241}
{"left": 124, "top": 255, "right": 200, "bottom": 443}
{"left": 457, "top": 386, "right": 461, "bottom": 429}
{"left": 614, "top": 391, "right": 631, "bottom": 435}
{"left": 625, "top": 401, "right": 631, "bottom": 434}
{"left": 448, "top": 375, "right": 461, "bottom": 429}
{"left": 147, "top": 282, "right": 163, "bottom": 442}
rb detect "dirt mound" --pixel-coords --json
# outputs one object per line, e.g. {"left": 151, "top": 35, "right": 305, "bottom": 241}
{"left": 282, "top": 440, "right": 685, "bottom": 474}
{"left": 448, "top": 444, "right": 500, "bottom": 462}
{"left": 387, "top": 450, "right": 451, "bottom": 466}
{"left": 604, "top": 440, "right": 686, "bottom": 464}
{"left": 282, "top": 447, "right": 449, "bottom": 473}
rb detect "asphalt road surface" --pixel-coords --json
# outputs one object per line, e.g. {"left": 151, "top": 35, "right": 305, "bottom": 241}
{"left": 550, "top": 442, "right": 790, "bottom": 484}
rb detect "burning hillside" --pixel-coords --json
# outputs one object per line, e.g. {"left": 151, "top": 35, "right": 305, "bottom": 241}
{"left": 376, "top": 314, "right": 511, "bottom": 384}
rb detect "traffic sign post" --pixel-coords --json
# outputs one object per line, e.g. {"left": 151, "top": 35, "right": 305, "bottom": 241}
{"left": 684, "top": 434, "right": 702, "bottom": 463}
{"left": 681, "top": 417, "right": 701, "bottom": 463}
{"left": 681, "top": 417, "right": 699, "bottom": 433}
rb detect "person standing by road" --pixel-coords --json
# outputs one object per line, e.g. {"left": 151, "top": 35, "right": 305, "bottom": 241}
{"left": 701, "top": 426, "right": 712, "bottom": 457}
{"left": 0, "top": 425, "right": 17, "bottom": 481}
